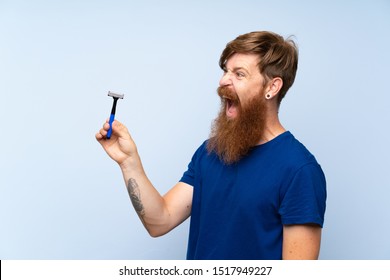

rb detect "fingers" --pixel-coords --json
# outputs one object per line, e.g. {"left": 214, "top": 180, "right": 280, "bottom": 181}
{"left": 95, "top": 121, "right": 111, "bottom": 141}
{"left": 95, "top": 132, "right": 104, "bottom": 141}
{"left": 95, "top": 119, "right": 128, "bottom": 141}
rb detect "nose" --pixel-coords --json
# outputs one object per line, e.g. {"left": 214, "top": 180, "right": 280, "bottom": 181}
{"left": 219, "top": 71, "right": 232, "bottom": 87}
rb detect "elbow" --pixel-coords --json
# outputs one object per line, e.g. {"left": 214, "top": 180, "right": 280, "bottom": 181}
{"left": 147, "top": 229, "right": 167, "bottom": 238}
{"left": 148, "top": 231, "right": 164, "bottom": 238}
{"left": 145, "top": 226, "right": 169, "bottom": 238}
{"left": 141, "top": 211, "right": 174, "bottom": 238}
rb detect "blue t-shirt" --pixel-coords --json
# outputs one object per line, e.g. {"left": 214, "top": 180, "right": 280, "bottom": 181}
{"left": 180, "top": 131, "right": 326, "bottom": 260}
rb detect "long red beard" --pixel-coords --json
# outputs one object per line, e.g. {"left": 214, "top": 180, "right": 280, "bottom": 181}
{"left": 207, "top": 86, "right": 267, "bottom": 164}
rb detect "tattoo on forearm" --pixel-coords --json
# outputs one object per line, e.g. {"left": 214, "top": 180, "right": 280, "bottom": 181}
{"left": 127, "top": 178, "right": 145, "bottom": 218}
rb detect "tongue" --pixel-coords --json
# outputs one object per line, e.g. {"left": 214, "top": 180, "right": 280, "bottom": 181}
{"left": 226, "top": 101, "right": 238, "bottom": 118}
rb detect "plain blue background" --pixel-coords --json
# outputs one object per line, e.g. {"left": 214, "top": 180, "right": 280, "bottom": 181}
{"left": 1, "top": 0, "right": 389, "bottom": 259}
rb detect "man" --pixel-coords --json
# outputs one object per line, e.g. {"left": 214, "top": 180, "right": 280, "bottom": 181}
{"left": 96, "top": 31, "right": 327, "bottom": 260}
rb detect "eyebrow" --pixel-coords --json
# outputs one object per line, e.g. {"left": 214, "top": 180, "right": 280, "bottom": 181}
{"left": 225, "top": 66, "right": 250, "bottom": 74}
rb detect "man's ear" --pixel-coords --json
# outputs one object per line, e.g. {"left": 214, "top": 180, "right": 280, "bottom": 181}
{"left": 266, "top": 77, "right": 283, "bottom": 98}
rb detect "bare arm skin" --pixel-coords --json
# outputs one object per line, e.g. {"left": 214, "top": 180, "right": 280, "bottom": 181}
{"left": 96, "top": 120, "right": 322, "bottom": 257}
{"left": 282, "top": 224, "right": 322, "bottom": 259}
{"left": 96, "top": 120, "right": 193, "bottom": 237}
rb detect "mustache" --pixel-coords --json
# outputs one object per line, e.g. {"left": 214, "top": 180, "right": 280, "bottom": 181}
{"left": 217, "top": 86, "right": 240, "bottom": 104}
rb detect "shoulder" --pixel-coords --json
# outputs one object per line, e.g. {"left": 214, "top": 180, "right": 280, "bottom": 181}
{"left": 185, "top": 140, "right": 213, "bottom": 169}
{"left": 265, "top": 132, "right": 325, "bottom": 186}
{"left": 278, "top": 131, "right": 320, "bottom": 169}
{"left": 192, "top": 140, "right": 209, "bottom": 158}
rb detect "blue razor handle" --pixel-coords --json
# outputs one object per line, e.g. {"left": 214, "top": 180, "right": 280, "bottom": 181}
{"left": 106, "top": 95, "right": 120, "bottom": 139}
{"left": 107, "top": 113, "right": 115, "bottom": 139}
{"left": 106, "top": 91, "right": 124, "bottom": 139}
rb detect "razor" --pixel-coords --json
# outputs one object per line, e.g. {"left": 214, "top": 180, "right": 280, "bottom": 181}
{"left": 107, "top": 91, "right": 124, "bottom": 139}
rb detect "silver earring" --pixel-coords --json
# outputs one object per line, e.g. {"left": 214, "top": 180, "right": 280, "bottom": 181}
{"left": 265, "top": 93, "right": 272, "bottom": 99}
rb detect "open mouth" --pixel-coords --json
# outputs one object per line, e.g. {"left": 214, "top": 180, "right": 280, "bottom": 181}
{"left": 225, "top": 98, "right": 234, "bottom": 110}
{"left": 224, "top": 97, "right": 239, "bottom": 118}
{"left": 218, "top": 86, "right": 240, "bottom": 119}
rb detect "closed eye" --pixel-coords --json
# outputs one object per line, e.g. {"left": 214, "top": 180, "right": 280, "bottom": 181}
{"left": 236, "top": 71, "right": 246, "bottom": 78}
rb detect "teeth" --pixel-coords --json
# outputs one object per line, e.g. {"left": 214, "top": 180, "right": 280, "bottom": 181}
{"left": 222, "top": 95, "right": 238, "bottom": 107}
{"left": 223, "top": 96, "right": 233, "bottom": 102}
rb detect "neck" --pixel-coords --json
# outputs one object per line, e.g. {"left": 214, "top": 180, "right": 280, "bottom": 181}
{"left": 258, "top": 111, "right": 286, "bottom": 145}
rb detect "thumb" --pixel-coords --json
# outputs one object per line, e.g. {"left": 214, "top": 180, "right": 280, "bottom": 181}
{"left": 110, "top": 120, "right": 131, "bottom": 139}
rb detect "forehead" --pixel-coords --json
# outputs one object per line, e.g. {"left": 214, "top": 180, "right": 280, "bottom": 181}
{"left": 225, "top": 53, "right": 260, "bottom": 71}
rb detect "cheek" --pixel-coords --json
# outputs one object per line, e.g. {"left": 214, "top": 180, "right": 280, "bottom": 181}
{"left": 247, "top": 83, "right": 265, "bottom": 99}
{"left": 235, "top": 86, "right": 255, "bottom": 105}
{"left": 234, "top": 79, "right": 264, "bottom": 103}
{"left": 233, "top": 83, "right": 245, "bottom": 100}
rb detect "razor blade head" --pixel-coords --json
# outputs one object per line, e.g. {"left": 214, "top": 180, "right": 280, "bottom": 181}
{"left": 108, "top": 91, "right": 124, "bottom": 99}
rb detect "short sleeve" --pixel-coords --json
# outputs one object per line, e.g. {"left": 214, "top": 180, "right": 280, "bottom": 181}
{"left": 279, "top": 163, "right": 327, "bottom": 227}
{"left": 180, "top": 158, "right": 196, "bottom": 187}
{"left": 179, "top": 141, "right": 207, "bottom": 187}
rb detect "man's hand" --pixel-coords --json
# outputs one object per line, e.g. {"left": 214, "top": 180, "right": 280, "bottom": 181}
{"left": 95, "top": 120, "right": 137, "bottom": 167}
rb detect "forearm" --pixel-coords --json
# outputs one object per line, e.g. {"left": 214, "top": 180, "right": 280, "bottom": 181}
{"left": 120, "top": 155, "right": 170, "bottom": 237}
